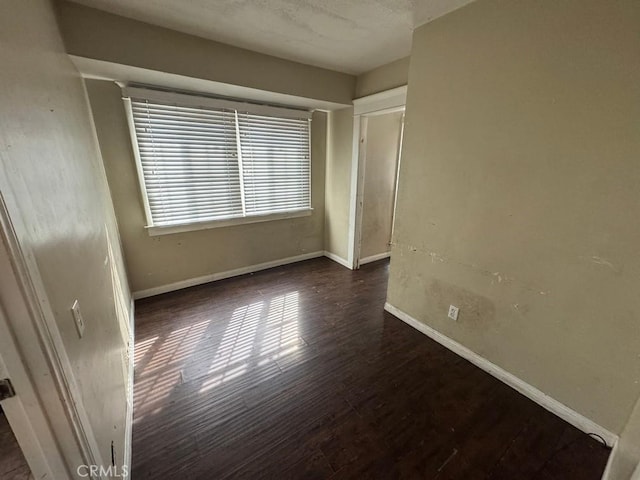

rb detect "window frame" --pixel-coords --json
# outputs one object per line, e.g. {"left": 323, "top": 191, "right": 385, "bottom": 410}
{"left": 122, "top": 86, "right": 313, "bottom": 236}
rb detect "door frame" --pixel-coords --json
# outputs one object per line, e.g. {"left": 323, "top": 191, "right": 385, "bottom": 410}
{"left": 0, "top": 191, "right": 105, "bottom": 479}
{"left": 0, "top": 315, "right": 60, "bottom": 479}
{"left": 347, "top": 85, "right": 407, "bottom": 269}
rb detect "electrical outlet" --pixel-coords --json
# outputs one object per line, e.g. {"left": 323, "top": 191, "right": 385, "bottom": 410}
{"left": 71, "top": 300, "right": 85, "bottom": 338}
{"left": 448, "top": 305, "right": 459, "bottom": 321}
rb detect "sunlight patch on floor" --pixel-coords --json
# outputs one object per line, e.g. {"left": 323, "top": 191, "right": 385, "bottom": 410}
{"left": 133, "top": 291, "right": 302, "bottom": 419}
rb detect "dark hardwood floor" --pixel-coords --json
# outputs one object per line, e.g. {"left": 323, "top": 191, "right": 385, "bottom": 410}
{"left": 0, "top": 407, "right": 31, "bottom": 480}
{"left": 132, "top": 257, "right": 610, "bottom": 479}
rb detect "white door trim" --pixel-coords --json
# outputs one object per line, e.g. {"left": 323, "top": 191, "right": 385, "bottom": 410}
{"left": 0, "top": 321, "right": 59, "bottom": 479}
{"left": 389, "top": 113, "right": 405, "bottom": 243}
{"left": 0, "top": 191, "right": 105, "bottom": 478}
{"left": 348, "top": 86, "right": 407, "bottom": 269}
{"left": 347, "top": 114, "right": 366, "bottom": 269}
{"left": 353, "top": 85, "right": 408, "bottom": 116}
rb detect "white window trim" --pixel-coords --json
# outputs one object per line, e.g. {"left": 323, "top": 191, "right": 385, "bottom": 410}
{"left": 122, "top": 85, "right": 314, "bottom": 235}
{"left": 147, "top": 208, "right": 313, "bottom": 236}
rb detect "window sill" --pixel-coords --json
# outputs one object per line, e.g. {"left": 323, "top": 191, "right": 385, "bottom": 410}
{"left": 146, "top": 209, "right": 314, "bottom": 236}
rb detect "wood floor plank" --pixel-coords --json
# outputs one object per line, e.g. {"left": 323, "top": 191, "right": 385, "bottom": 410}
{"left": 132, "top": 258, "right": 610, "bottom": 479}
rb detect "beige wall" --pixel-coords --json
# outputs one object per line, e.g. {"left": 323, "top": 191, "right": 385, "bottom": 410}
{"left": 0, "top": 0, "right": 130, "bottom": 470}
{"left": 361, "top": 112, "right": 403, "bottom": 259}
{"left": 86, "top": 80, "right": 327, "bottom": 293}
{"left": 55, "top": 0, "right": 355, "bottom": 105}
{"left": 389, "top": 0, "right": 640, "bottom": 436}
{"left": 356, "top": 57, "right": 410, "bottom": 98}
{"left": 324, "top": 107, "right": 354, "bottom": 261}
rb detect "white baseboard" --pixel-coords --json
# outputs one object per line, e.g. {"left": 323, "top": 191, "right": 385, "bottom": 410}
{"left": 323, "top": 251, "right": 352, "bottom": 269}
{"left": 359, "top": 251, "right": 391, "bottom": 265}
{"left": 133, "top": 251, "right": 324, "bottom": 299}
{"left": 384, "top": 302, "right": 618, "bottom": 448}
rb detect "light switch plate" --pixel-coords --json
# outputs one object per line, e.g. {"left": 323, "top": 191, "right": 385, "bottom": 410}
{"left": 71, "top": 300, "right": 85, "bottom": 338}
{"left": 448, "top": 305, "right": 459, "bottom": 321}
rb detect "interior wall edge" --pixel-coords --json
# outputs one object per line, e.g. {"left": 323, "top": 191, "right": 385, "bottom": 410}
{"left": 355, "top": 56, "right": 410, "bottom": 98}
{"left": 123, "top": 296, "right": 134, "bottom": 476}
{"left": 601, "top": 440, "right": 621, "bottom": 480}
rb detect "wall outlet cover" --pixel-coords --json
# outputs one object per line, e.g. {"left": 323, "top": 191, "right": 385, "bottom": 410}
{"left": 448, "top": 305, "right": 459, "bottom": 321}
{"left": 71, "top": 299, "right": 85, "bottom": 338}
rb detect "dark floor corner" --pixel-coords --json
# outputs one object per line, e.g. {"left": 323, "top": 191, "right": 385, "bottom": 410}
{"left": 132, "top": 257, "right": 610, "bottom": 479}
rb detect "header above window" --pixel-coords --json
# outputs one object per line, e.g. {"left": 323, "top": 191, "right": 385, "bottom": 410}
{"left": 122, "top": 86, "right": 312, "bottom": 233}
{"left": 122, "top": 86, "right": 313, "bottom": 121}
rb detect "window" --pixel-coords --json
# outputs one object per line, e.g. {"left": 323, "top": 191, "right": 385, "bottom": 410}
{"left": 123, "top": 86, "right": 312, "bottom": 234}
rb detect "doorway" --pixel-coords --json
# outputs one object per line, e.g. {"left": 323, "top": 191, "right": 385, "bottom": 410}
{"left": 0, "top": 191, "right": 102, "bottom": 479}
{"left": 0, "top": 228, "right": 69, "bottom": 479}
{"left": 347, "top": 85, "right": 407, "bottom": 269}
{"left": 359, "top": 110, "right": 404, "bottom": 265}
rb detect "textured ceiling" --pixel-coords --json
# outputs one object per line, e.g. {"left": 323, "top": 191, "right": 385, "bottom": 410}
{"left": 66, "top": 0, "right": 475, "bottom": 74}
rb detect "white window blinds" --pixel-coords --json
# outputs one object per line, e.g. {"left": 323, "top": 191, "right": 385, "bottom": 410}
{"left": 238, "top": 111, "right": 311, "bottom": 215}
{"left": 124, "top": 87, "right": 312, "bottom": 229}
